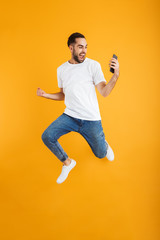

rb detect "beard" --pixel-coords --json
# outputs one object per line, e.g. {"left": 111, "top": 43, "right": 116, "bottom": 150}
{"left": 73, "top": 49, "right": 85, "bottom": 63}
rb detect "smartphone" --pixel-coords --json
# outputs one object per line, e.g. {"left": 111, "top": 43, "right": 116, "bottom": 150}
{"left": 110, "top": 54, "right": 118, "bottom": 73}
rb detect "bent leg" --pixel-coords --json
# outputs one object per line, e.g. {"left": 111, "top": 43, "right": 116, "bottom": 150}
{"left": 79, "top": 120, "right": 108, "bottom": 159}
{"left": 41, "top": 113, "right": 78, "bottom": 162}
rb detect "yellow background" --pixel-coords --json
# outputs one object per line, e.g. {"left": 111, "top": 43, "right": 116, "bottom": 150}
{"left": 0, "top": 0, "right": 159, "bottom": 239}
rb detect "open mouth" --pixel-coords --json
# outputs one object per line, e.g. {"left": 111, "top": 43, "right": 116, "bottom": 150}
{"left": 79, "top": 55, "right": 85, "bottom": 58}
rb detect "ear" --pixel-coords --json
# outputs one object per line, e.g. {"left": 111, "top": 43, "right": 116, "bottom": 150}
{"left": 69, "top": 45, "right": 72, "bottom": 51}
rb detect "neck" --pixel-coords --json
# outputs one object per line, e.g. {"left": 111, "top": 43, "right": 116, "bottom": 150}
{"left": 68, "top": 59, "right": 79, "bottom": 64}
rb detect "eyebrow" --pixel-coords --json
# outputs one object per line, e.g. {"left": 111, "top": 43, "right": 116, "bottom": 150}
{"left": 77, "top": 44, "right": 88, "bottom": 47}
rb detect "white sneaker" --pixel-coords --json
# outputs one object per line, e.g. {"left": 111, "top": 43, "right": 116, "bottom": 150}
{"left": 105, "top": 140, "right": 114, "bottom": 161}
{"left": 56, "top": 159, "right": 76, "bottom": 184}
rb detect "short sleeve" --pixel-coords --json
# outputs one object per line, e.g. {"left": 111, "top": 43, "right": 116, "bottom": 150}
{"left": 92, "top": 62, "right": 107, "bottom": 85}
{"left": 57, "top": 67, "right": 63, "bottom": 88}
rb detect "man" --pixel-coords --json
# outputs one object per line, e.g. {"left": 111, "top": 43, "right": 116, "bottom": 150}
{"left": 37, "top": 32, "right": 120, "bottom": 184}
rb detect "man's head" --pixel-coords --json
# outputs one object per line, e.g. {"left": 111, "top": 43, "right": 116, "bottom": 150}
{"left": 67, "top": 32, "right": 87, "bottom": 63}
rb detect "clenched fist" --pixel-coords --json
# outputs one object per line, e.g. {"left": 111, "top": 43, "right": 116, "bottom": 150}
{"left": 37, "top": 87, "right": 47, "bottom": 97}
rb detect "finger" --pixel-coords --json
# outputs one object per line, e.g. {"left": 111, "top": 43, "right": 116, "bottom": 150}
{"left": 109, "top": 60, "right": 116, "bottom": 64}
{"left": 111, "top": 59, "right": 117, "bottom": 62}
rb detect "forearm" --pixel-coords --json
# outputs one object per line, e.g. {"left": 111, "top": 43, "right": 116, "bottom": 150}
{"left": 43, "top": 92, "right": 65, "bottom": 101}
{"left": 103, "top": 74, "right": 119, "bottom": 97}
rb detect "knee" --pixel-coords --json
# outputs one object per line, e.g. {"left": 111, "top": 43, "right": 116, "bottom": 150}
{"left": 91, "top": 142, "right": 107, "bottom": 159}
{"left": 41, "top": 129, "right": 58, "bottom": 145}
{"left": 94, "top": 150, "right": 107, "bottom": 159}
{"left": 41, "top": 130, "right": 51, "bottom": 144}
{"left": 91, "top": 133, "right": 107, "bottom": 159}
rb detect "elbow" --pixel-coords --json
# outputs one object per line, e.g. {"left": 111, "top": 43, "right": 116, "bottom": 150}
{"left": 102, "top": 91, "right": 109, "bottom": 98}
{"left": 102, "top": 86, "right": 109, "bottom": 97}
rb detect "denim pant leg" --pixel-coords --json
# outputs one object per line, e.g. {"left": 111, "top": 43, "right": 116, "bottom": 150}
{"left": 41, "top": 113, "right": 79, "bottom": 162}
{"left": 79, "top": 120, "right": 108, "bottom": 159}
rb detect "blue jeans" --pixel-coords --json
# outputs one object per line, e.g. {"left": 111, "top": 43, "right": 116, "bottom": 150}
{"left": 41, "top": 113, "right": 108, "bottom": 162}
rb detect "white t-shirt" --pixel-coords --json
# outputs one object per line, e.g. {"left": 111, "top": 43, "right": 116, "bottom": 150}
{"left": 57, "top": 57, "right": 107, "bottom": 120}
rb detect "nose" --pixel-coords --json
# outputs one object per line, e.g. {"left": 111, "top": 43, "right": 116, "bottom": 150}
{"left": 81, "top": 50, "right": 87, "bottom": 54}
{"left": 82, "top": 47, "right": 87, "bottom": 53}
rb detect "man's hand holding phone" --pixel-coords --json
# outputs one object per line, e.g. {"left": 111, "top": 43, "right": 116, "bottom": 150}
{"left": 109, "top": 54, "right": 120, "bottom": 78}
